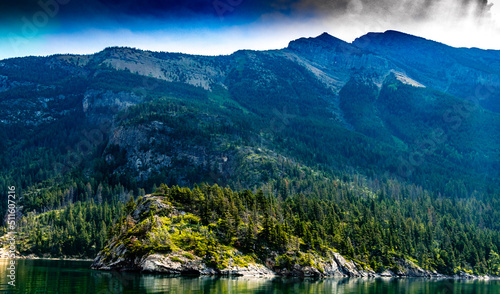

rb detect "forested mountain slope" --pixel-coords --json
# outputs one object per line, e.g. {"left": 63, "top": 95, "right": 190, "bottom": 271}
{"left": 0, "top": 31, "right": 499, "bottom": 275}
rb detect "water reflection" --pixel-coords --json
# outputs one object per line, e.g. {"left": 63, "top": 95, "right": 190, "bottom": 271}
{"left": 0, "top": 259, "right": 498, "bottom": 293}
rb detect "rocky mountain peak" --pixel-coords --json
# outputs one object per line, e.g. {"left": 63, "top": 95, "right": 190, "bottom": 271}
{"left": 353, "top": 30, "right": 439, "bottom": 49}
{"left": 287, "top": 32, "right": 352, "bottom": 52}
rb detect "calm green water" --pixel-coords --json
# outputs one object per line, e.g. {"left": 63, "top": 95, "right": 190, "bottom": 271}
{"left": 0, "top": 259, "right": 499, "bottom": 293}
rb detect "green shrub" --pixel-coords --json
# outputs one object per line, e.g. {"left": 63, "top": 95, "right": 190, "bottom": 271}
{"left": 154, "top": 244, "right": 172, "bottom": 253}
{"left": 276, "top": 254, "right": 294, "bottom": 270}
{"left": 183, "top": 214, "right": 200, "bottom": 225}
{"left": 157, "top": 207, "right": 172, "bottom": 217}
{"left": 233, "top": 256, "right": 249, "bottom": 267}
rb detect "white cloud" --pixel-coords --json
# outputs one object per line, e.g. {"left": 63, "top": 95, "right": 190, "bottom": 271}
{"left": 309, "top": 0, "right": 500, "bottom": 49}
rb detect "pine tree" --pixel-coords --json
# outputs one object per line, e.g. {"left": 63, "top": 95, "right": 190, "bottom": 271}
{"left": 261, "top": 210, "right": 274, "bottom": 246}
{"left": 245, "top": 216, "right": 256, "bottom": 251}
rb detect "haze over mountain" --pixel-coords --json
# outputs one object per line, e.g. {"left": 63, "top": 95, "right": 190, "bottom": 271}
{"left": 1, "top": 31, "right": 499, "bottom": 276}
{"left": 1, "top": 0, "right": 499, "bottom": 59}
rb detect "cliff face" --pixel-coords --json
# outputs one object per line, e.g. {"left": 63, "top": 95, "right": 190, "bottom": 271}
{"left": 90, "top": 194, "right": 454, "bottom": 278}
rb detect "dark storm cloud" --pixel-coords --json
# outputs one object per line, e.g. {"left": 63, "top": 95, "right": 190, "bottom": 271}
{"left": 0, "top": 0, "right": 234, "bottom": 21}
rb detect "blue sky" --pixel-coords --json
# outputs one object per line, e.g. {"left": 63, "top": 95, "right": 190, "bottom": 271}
{"left": 0, "top": 0, "right": 499, "bottom": 59}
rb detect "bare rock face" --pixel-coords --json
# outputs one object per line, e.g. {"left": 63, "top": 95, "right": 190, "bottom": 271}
{"left": 140, "top": 254, "right": 217, "bottom": 275}
{"left": 95, "top": 48, "right": 229, "bottom": 91}
{"left": 219, "top": 263, "right": 275, "bottom": 277}
{"left": 92, "top": 249, "right": 275, "bottom": 277}
{"left": 83, "top": 90, "right": 144, "bottom": 115}
{"left": 332, "top": 252, "right": 366, "bottom": 277}
{"left": 380, "top": 270, "right": 395, "bottom": 277}
{"left": 274, "top": 264, "right": 322, "bottom": 277}
{"left": 395, "top": 259, "right": 444, "bottom": 278}
{"left": 131, "top": 197, "right": 169, "bottom": 221}
{"left": 0, "top": 75, "right": 13, "bottom": 92}
{"left": 318, "top": 259, "right": 345, "bottom": 277}
{"left": 93, "top": 246, "right": 387, "bottom": 278}
{"left": 91, "top": 239, "right": 488, "bottom": 278}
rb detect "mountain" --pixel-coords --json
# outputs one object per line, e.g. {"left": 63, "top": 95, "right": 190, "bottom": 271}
{"left": 353, "top": 30, "right": 500, "bottom": 112}
{"left": 0, "top": 31, "right": 499, "bottom": 276}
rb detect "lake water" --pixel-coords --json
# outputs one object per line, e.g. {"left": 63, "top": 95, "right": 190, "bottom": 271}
{"left": 0, "top": 259, "right": 499, "bottom": 293}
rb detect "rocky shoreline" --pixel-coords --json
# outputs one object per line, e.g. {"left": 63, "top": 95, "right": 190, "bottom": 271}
{"left": 14, "top": 255, "right": 94, "bottom": 262}
{"left": 91, "top": 249, "right": 496, "bottom": 280}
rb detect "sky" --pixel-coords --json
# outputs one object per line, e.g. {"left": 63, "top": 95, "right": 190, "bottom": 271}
{"left": 0, "top": 0, "right": 499, "bottom": 59}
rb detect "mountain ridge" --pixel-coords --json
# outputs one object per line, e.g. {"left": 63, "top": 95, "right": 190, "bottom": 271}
{"left": 0, "top": 30, "right": 499, "bottom": 276}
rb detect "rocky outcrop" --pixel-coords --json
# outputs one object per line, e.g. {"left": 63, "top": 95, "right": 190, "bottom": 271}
{"left": 91, "top": 195, "right": 495, "bottom": 279}
{"left": 394, "top": 259, "right": 444, "bottom": 278}
{"left": 140, "top": 254, "right": 217, "bottom": 275}
{"left": 91, "top": 245, "right": 275, "bottom": 276}
{"left": 90, "top": 233, "right": 451, "bottom": 278}
{"left": 332, "top": 252, "right": 367, "bottom": 277}
{"left": 92, "top": 47, "right": 229, "bottom": 91}
{"left": 82, "top": 89, "right": 144, "bottom": 117}
{"left": 218, "top": 262, "right": 275, "bottom": 277}
{"left": 92, "top": 244, "right": 480, "bottom": 278}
